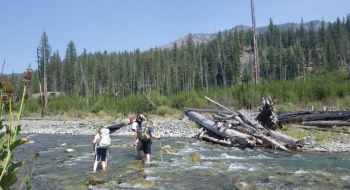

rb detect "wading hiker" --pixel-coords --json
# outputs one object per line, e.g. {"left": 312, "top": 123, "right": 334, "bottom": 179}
{"left": 135, "top": 115, "right": 160, "bottom": 164}
{"left": 92, "top": 126, "right": 111, "bottom": 173}
{"left": 131, "top": 115, "right": 143, "bottom": 159}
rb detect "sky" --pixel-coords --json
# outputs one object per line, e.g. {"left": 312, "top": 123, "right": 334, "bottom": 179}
{"left": 1, "top": 0, "right": 349, "bottom": 74}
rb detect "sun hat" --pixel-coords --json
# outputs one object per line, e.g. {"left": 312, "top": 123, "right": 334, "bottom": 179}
{"left": 139, "top": 114, "right": 147, "bottom": 121}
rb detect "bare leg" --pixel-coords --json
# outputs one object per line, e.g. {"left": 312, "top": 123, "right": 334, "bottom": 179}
{"left": 137, "top": 150, "right": 142, "bottom": 159}
{"left": 136, "top": 140, "right": 143, "bottom": 159}
{"left": 93, "top": 160, "right": 98, "bottom": 173}
{"left": 101, "top": 161, "right": 106, "bottom": 171}
{"left": 145, "top": 154, "right": 150, "bottom": 164}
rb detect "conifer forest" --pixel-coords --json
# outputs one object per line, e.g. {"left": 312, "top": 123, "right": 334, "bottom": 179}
{"left": 3, "top": 15, "right": 350, "bottom": 116}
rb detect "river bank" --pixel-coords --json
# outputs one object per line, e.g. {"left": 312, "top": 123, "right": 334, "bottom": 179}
{"left": 4, "top": 116, "right": 350, "bottom": 152}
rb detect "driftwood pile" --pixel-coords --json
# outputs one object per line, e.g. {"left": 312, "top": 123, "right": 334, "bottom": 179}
{"left": 185, "top": 97, "right": 303, "bottom": 151}
{"left": 185, "top": 96, "right": 350, "bottom": 151}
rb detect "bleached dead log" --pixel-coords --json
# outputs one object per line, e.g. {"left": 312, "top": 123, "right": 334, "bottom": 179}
{"left": 202, "top": 135, "right": 232, "bottom": 146}
{"left": 185, "top": 110, "right": 256, "bottom": 148}
{"left": 212, "top": 114, "right": 231, "bottom": 121}
{"left": 234, "top": 115, "right": 259, "bottom": 133}
{"left": 184, "top": 107, "right": 232, "bottom": 115}
{"left": 217, "top": 113, "right": 236, "bottom": 118}
{"left": 260, "top": 137, "right": 289, "bottom": 151}
{"left": 235, "top": 112, "right": 290, "bottom": 151}
{"left": 238, "top": 110, "right": 268, "bottom": 133}
{"left": 225, "top": 120, "right": 240, "bottom": 125}
{"left": 269, "top": 130, "right": 301, "bottom": 149}
{"left": 185, "top": 99, "right": 297, "bottom": 151}
{"left": 204, "top": 96, "right": 236, "bottom": 115}
{"left": 217, "top": 127, "right": 257, "bottom": 148}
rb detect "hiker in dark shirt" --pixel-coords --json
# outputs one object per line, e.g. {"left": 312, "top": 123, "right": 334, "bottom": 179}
{"left": 141, "top": 120, "right": 160, "bottom": 164}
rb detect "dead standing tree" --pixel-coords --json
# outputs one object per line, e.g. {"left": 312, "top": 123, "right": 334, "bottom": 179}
{"left": 251, "top": 0, "right": 260, "bottom": 85}
{"left": 37, "top": 48, "right": 44, "bottom": 117}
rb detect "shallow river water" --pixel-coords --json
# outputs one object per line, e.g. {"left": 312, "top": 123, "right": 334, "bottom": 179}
{"left": 13, "top": 134, "right": 350, "bottom": 190}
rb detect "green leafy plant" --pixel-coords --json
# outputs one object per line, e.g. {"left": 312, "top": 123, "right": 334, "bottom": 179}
{"left": 0, "top": 70, "right": 37, "bottom": 189}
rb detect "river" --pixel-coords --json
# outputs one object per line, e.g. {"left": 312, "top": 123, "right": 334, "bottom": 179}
{"left": 12, "top": 134, "right": 350, "bottom": 190}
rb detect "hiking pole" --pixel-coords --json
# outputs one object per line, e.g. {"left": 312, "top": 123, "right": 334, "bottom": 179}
{"left": 108, "top": 148, "right": 110, "bottom": 166}
{"left": 105, "top": 148, "right": 108, "bottom": 167}
{"left": 159, "top": 138, "right": 163, "bottom": 161}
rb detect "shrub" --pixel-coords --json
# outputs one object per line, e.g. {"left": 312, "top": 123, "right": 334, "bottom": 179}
{"left": 97, "top": 110, "right": 108, "bottom": 118}
{"left": 157, "top": 106, "right": 177, "bottom": 117}
{"left": 91, "top": 101, "right": 103, "bottom": 114}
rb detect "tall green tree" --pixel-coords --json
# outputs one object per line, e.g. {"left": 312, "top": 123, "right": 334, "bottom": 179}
{"left": 63, "top": 41, "right": 77, "bottom": 96}
{"left": 48, "top": 50, "right": 61, "bottom": 93}
{"left": 268, "top": 18, "right": 275, "bottom": 47}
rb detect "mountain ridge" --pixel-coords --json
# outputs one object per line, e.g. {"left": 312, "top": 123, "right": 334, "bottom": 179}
{"left": 156, "top": 20, "right": 324, "bottom": 50}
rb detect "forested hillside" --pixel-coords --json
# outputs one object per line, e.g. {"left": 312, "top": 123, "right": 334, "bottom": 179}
{"left": 3, "top": 15, "right": 350, "bottom": 116}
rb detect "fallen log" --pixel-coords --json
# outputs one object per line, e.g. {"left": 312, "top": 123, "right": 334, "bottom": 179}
{"left": 234, "top": 115, "right": 260, "bottom": 133}
{"left": 202, "top": 135, "right": 232, "bottom": 146}
{"left": 104, "top": 119, "right": 130, "bottom": 132}
{"left": 185, "top": 110, "right": 256, "bottom": 148}
{"left": 269, "top": 130, "right": 302, "bottom": 149}
{"left": 225, "top": 120, "right": 240, "bottom": 125}
{"left": 259, "top": 135, "right": 290, "bottom": 151}
{"left": 303, "top": 121, "right": 350, "bottom": 127}
{"left": 217, "top": 113, "right": 236, "bottom": 118}
{"left": 233, "top": 114, "right": 289, "bottom": 151}
{"left": 277, "top": 111, "right": 350, "bottom": 123}
{"left": 186, "top": 110, "right": 292, "bottom": 151}
{"left": 213, "top": 114, "right": 232, "bottom": 121}
{"left": 204, "top": 96, "right": 236, "bottom": 115}
{"left": 184, "top": 107, "right": 232, "bottom": 115}
{"left": 185, "top": 96, "right": 299, "bottom": 151}
{"left": 238, "top": 110, "right": 264, "bottom": 130}
{"left": 218, "top": 127, "right": 257, "bottom": 148}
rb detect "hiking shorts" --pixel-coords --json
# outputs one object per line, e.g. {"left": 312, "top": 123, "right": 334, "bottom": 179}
{"left": 95, "top": 148, "right": 107, "bottom": 161}
{"left": 141, "top": 140, "right": 152, "bottom": 154}
{"left": 136, "top": 140, "right": 143, "bottom": 151}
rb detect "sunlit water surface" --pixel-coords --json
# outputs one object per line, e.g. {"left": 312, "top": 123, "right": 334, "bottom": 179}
{"left": 13, "top": 134, "right": 350, "bottom": 189}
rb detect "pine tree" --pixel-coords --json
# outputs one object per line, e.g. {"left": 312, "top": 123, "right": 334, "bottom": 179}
{"left": 48, "top": 50, "right": 61, "bottom": 93}
{"left": 268, "top": 18, "right": 275, "bottom": 47}
{"left": 63, "top": 41, "right": 77, "bottom": 96}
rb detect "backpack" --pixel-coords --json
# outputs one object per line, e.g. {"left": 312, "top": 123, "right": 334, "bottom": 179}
{"left": 138, "top": 121, "right": 150, "bottom": 142}
{"left": 97, "top": 128, "right": 110, "bottom": 149}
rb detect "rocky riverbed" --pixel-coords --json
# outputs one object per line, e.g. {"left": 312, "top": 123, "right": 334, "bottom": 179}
{"left": 3, "top": 116, "right": 350, "bottom": 152}
{"left": 4, "top": 117, "right": 201, "bottom": 138}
